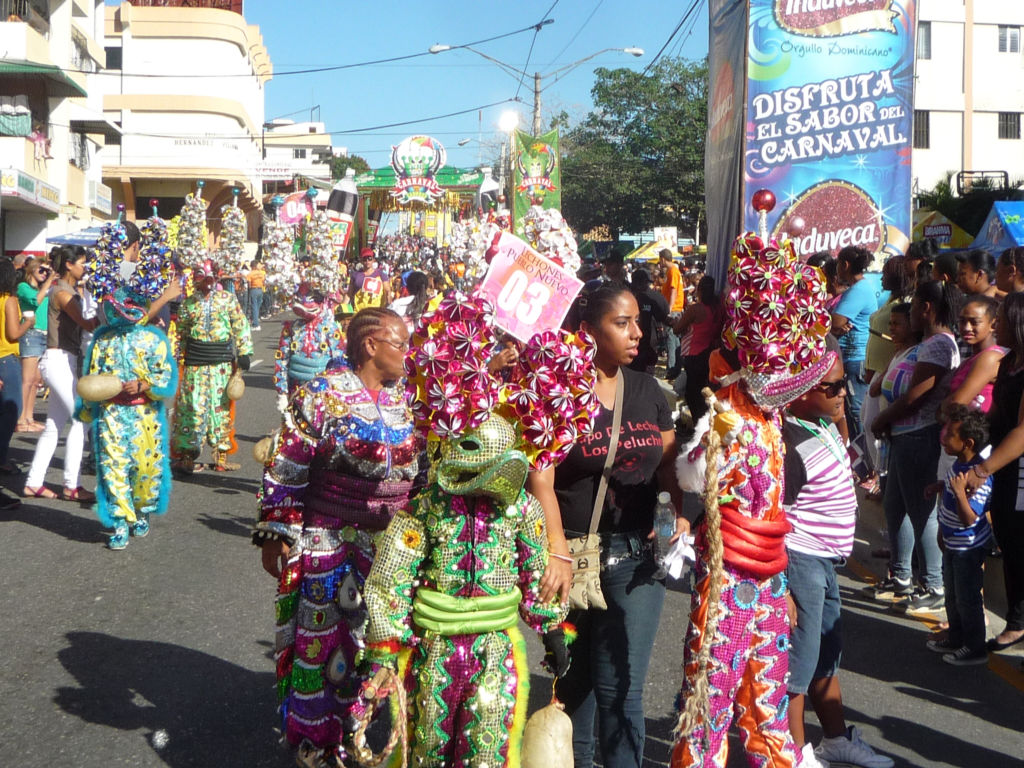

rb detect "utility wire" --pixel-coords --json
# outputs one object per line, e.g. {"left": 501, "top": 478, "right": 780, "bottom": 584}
{"left": 642, "top": 0, "right": 703, "bottom": 75}
{"left": 548, "top": 0, "right": 604, "bottom": 63}
{"left": 514, "top": 0, "right": 558, "bottom": 101}
{"left": 46, "top": 20, "right": 549, "bottom": 79}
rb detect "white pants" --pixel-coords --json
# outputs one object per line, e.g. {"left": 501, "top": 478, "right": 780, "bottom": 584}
{"left": 27, "top": 349, "right": 84, "bottom": 490}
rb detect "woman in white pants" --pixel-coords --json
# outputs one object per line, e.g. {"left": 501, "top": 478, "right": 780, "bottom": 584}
{"left": 23, "top": 246, "right": 98, "bottom": 501}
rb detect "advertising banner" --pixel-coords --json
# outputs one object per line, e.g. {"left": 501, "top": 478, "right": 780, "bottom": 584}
{"left": 705, "top": 0, "right": 749, "bottom": 288}
{"left": 476, "top": 232, "right": 583, "bottom": 342}
{"left": 743, "top": 0, "right": 916, "bottom": 260}
{"left": 513, "top": 129, "right": 561, "bottom": 236}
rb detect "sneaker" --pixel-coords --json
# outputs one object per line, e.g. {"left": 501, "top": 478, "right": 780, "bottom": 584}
{"left": 130, "top": 516, "right": 150, "bottom": 538}
{"left": 815, "top": 726, "right": 894, "bottom": 768}
{"left": 942, "top": 646, "right": 988, "bottom": 666}
{"left": 799, "top": 741, "right": 829, "bottom": 768}
{"left": 925, "top": 637, "right": 958, "bottom": 654}
{"left": 253, "top": 326, "right": 262, "bottom": 331}
{"left": 905, "top": 588, "right": 945, "bottom": 615}
{"left": 860, "top": 576, "right": 913, "bottom": 601}
{"left": 107, "top": 521, "right": 129, "bottom": 551}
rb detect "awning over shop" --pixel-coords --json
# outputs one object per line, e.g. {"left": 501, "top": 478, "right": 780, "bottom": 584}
{"left": 353, "top": 166, "right": 484, "bottom": 189}
{"left": 626, "top": 241, "right": 683, "bottom": 261}
{"left": 0, "top": 61, "right": 87, "bottom": 98}
{"left": 46, "top": 226, "right": 104, "bottom": 246}
{"left": 970, "top": 202, "right": 1024, "bottom": 254}
{"left": 1, "top": 167, "right": 60, "bottom": 214}
{"left": 68, "top": 104, "right": 122, "bottom": 141}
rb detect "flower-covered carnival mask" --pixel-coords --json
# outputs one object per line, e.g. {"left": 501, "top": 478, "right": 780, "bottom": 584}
{"left": 405, "top": 292, "right": 599, "bottom": 498}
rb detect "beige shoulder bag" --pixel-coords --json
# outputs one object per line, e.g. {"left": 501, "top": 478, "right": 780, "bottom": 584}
{"left": 566, "top": 369, "right": 623, "bottom": 611}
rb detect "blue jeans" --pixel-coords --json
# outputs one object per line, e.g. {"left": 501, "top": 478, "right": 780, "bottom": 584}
{"left": 0, "top": 354, "right": 23, "bottom": 464}
{"left": 786, "top": 549, "right": 844, "bottom": 695}
{"left": 884, "top": 424, "right": 943, "bottom": 590}
{"left": 249, "top": 288, "right": 264, "bottom": 328}
{"left": 664, "top": 321, "right": 680, "bottom": 372}
{"left": 556, "top": 531, "right": 666, "bottom": 768}
{"left": 843, "top": 358, "right": 869, "bottom": 439}
{"left": 943, "top": 546, "right": 987, "bottom": 653}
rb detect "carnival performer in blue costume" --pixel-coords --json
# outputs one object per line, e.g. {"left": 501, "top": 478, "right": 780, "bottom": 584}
{"left": 273, "top": 288, "right": 346, "bottom": 411}
{"left": 78, "top": 219, "right": 179, "bottom": 550}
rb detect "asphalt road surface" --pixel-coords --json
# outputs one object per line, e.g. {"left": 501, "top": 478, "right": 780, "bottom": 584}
{"left": 1, "top": 313, "right": 1021, "bottom": 767}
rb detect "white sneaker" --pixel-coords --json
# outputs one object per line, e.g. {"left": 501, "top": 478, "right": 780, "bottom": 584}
{"left": 815, "top": 726, "right": 894, "bottom": 768}
{"left": 800, "top": 742, "right": 829, "bottom": 768}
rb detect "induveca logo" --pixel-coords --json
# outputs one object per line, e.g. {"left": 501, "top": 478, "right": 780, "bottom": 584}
{"left": 774, "top": 0, "right": 898, "bottom": 37}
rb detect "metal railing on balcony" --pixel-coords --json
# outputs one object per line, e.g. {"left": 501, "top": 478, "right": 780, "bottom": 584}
{"left": 0, "top": 0, "right": 50, "bottom": 38}
{"left": 128, "top": 0, "right": 244, "bottom": 12}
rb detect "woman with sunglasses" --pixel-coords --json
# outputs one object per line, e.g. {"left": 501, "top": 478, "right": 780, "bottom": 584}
{"left": 870, "top": 281, "right": 963, "bottom": 612}
{"left": 255, "top": 306, "right": 422, "bottom": 768}
{"left": 15, "top": 256, "right": 55, "bottom": 432}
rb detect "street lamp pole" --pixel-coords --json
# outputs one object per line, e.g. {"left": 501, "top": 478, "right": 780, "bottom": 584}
{"left": 533, "top": 72, "right": 542, "bottom": 135}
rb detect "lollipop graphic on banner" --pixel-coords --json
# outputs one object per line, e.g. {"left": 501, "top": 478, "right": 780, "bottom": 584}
{"left": 301, "top": 196, "right": 341, "bottom": 298}
{"left": 220, "top": 187, "right": 246, "bottom": 275}
{"left": 130, "top": 198, "right": 171, "bottom": 300}
{"left": 177, "top": 180, "right": 208, "bottom": 269}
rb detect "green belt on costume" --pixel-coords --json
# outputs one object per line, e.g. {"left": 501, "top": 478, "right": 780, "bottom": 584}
{"left": 412, "top": 587, "right": 521, "bottom": 635}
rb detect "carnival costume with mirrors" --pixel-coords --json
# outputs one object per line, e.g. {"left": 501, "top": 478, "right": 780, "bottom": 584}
{"left": 671, "top": 224, "right": 835, "bottom": 768}
{"left": 255, "top": 358, "right": 421, "bottom": 767}
{"left": 78, "top": 217, "right": 178, "bottom": 550}
{"left": 272, "top": 210, "right": 347, "bottom": 412}
{"left": 359, "top": 292, "right": 598, "bottom": 768}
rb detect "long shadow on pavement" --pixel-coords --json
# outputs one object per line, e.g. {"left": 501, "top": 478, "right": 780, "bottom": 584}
{"left": 54, "top": 631, "right": 283, "bottom": 767}
{"left": 1, "top": 500, "right": 104, "bottom": 544}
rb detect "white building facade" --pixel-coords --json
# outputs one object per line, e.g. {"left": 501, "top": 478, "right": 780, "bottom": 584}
{"left": 914, "top": 0, "right": 1024, "bottom": 195}
{"left": 96, "top": 1, "right": 271, "bottom": 241}
{"left": 0, "top": 0, "right": 112, "bottom": 260}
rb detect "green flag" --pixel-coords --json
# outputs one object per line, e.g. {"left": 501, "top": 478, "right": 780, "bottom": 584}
{"left": 513, "top": 129, "right": 560, "bottom": 236}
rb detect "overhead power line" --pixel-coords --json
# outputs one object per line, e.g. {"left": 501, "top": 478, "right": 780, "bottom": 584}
{"left": 642, "top": 0, "right": 704, "bottom": 75}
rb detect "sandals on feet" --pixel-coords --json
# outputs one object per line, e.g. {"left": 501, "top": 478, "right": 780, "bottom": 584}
{"left": 63, "top": 487, "right": 96, "bottom": 503}
{"left": 23, "top": 485, "right": 58, "bottom": 499}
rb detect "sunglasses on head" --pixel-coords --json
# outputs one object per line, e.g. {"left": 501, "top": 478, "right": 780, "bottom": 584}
{"left": 813, "top": 379, "right": 846, "bottom": 398}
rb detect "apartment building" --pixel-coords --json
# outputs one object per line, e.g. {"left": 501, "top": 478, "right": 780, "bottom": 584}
{"left": 0, "top": 0, "right": 112, "bottom": 260}
{"left": 914, "top": 0, "right": 1024, "bottom": 195}
{"left": 97, "top": 1, "right": 271, "bottom": 242}
{"left": 261, "top": 119, "right": 338, "bottom": 195}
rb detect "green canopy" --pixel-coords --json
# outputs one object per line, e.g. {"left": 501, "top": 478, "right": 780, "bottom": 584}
{"left": 354, "top": 166, "right": 484, "bottom": 189}
{"left": 0, "top": 61, "right": 86, "bottom": 98}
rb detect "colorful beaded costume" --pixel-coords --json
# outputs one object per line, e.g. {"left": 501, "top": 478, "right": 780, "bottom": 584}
{"left": 256, "top": 366, "right": 420, "bottom": 764}
{"left": 79, "top": 219, "right": 178, "bottom": 550}
{"left": 361, "top": 293, "right": 598, "bottom": 768}
{"left": 273, "top": 304, "right": 346, "bottom": 409}
{"left": 171, "top": 286, "right": 252, "bottom": 461}
{"left": 671, "top": 227, "right": 834, "bottom": 768}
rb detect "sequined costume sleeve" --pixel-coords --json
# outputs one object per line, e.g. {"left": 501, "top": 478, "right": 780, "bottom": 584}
{"left": 274, "top": 320, "right": 295, "bottom": 396}
{"left": 256, "top": 383, "right": 324, "bottom": 543}
{"left": 175, "top": 296, "right": 194, "bottom": 362}
{"left": 227, "top": 291, "right": 254, "bottom": 356}
{"left": 362, "top": 508, "right": 430, "bottom": 666}
{"left": 141, "top": 332, "right": 178, "bottom": 399}
{"left": 516, "top": 494, "right": 568, "bottom": 633}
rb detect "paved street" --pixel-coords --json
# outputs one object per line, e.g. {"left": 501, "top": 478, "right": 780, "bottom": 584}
{"left": 1, "top": 313, "right": 1021, "bottom": 768}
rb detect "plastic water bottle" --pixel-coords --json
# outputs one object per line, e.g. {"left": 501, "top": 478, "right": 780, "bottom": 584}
{"left": 652, "top": 491, "right": 675, "bottom": 578}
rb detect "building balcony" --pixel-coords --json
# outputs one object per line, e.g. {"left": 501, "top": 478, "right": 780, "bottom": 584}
{"left": 66, "top": 162, "right": 86, "bottom": 208}
{"left": 0, "top": 134, "right": 41, "bottom": 174}
{"left": 0, "top": 15, "right": 51, "bottom": 65}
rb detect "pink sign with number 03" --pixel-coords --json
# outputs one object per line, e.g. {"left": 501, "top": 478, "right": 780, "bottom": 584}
{"left": 476, "top": 232, "right": 584, "bottom": 342}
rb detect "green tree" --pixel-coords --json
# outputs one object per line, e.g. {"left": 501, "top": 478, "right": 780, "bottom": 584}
{"left": 560, "top": 57, "right": 708, "bottom": 241}
{"left": 329, "top": 153, "right": 371, "bottom": 180}
{"left": 917, "top": 171, "right": 1024, "bottom": 237}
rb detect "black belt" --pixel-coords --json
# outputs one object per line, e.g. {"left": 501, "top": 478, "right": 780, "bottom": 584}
{"left": 183, "top": 338, "right": 233, "bottom": 366}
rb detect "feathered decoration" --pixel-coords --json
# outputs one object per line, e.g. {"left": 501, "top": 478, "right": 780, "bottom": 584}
{"left": 262, "top": 219, "right": 299, "bottom": 297}
{"left": 130, "top": 214, "right": 171, "bottom": 300}
{"left": 302, "top": 209, "right": 340, "bottom": 297}
{"left": 85, "top": 221, "right": 127, "bottom": 301}
{"left": 220, "top": 204, "right": 246, "bottom": 274}
{"left": 176, "top": 187, "right": 208, "bottom": 268}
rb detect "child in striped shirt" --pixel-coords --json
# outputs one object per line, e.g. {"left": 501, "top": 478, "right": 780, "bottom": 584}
{"left": 783, "top": 353, "right": 893, "bottom": 768}
{"left": 926, "top": 403, "right": 993, "bottom": 665}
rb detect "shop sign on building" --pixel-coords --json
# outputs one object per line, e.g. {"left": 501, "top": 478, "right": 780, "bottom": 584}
{"left": 1, "top": 169, "right": 61, "bottom": 213}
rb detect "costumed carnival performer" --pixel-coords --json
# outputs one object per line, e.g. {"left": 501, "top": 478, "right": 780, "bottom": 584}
{"left": 77, "top": 219, "right": 179, "bottom": 550}
{"left": 360, "top": 292, "right": 598, "bottom": 768}
{"left": 671, "top": 208, "right": 836, "bottom": 768}
{"left": 255, "top": 306, "right": 422, "bottom": 768}
{"left": 170, "top": 253, "right": 252, "bottom": 474}
{"left": 272, "top": 210, "right": 346, "bottom": 412}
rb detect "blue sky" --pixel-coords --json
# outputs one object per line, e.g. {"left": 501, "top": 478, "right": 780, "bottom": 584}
{"left": 226, "top": 1, "right": 707, "bottom": 169}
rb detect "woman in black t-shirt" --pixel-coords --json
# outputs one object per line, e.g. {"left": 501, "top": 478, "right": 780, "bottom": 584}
{"left": 528, "top": 283, "right": 688, "bottom": 768}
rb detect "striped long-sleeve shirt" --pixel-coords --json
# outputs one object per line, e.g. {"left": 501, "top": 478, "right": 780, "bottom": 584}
{"left": 782, "top": 416, "right": 858, "bottom": 559}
